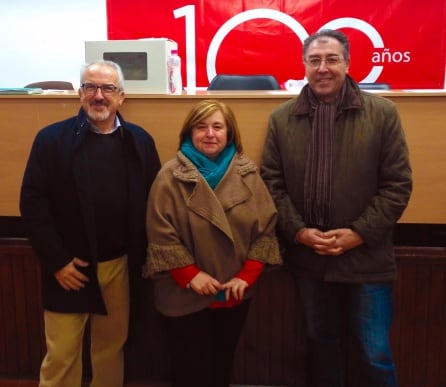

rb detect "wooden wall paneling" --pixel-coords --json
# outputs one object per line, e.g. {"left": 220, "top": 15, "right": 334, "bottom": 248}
{"left": 392, "top": 248, "right": 446, "bottom": 387}
{"left": 0, "top": 248, "right": 16, "bottom": 376}
{"left": 394, "top": 260, "right": 417, "bottom": 386}
{"left": 1, "top": 92, "right": 446, "bottom": 224}
{"left": 268, "top": 268, "right": 296, "bottom": 385}
{"left": 2, "top": 241, "right": 446, "bottom": 387}
{"left": 268, "top": 268, "right": 306, "bottom": 387}
{"left": 0, "top": 244, "right": 45, "bottom": 379}
{"left": 11, "top": 254, "right": 29, "bottom": 375}
{"left": 0, "top": 249, "right": 15, "bottom": 375}
{"left": 21, "top": 254, "right": 44, "bottom": 376}
{"left": 0, "top": 253, "right": 7, "bottom": 372}
{"left": 243, "top": 272, "right": 274, "bottom": 385}
{"left": 389, "top": 259, "right": 403, "bottom": 378}
{"left": 233, "top": 269, "right": 273, "bottom": 384}
{"left": 232, "top": 266, "right": 306, "bottom": 387}
{"left": 412, "top": 262, "right": 431, "bottom": 385}
{"left": 425, "top": 263, "right": 446, "bottom": 386}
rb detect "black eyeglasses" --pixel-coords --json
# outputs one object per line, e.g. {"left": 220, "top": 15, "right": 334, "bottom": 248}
{"left": 81, "top": 82, "right": 120, "bottom": 95}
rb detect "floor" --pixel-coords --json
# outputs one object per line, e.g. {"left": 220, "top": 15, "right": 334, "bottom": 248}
{"left": 0, "top": 381, "right": 168, "bottom": 387}
{"left": 0, "top": 381, "right": 282, "bottom": 387}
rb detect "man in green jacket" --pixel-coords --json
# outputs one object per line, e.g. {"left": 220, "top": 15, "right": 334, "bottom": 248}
{"left": 261, "top": 29, "right": 412, "bottom": 387}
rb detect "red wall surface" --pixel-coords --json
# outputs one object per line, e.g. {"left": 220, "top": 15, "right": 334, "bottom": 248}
{"left": 106, "top": 1, "right": 446, "bottom": 89}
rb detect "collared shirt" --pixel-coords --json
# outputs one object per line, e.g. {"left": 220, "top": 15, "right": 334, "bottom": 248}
{"left": 88, "top": 116, "right": 121, "bottom": 134}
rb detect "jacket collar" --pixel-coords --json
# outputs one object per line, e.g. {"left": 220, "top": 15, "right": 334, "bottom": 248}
{"left": 293, "top": 74, "right": 363, "bottom": 116}
{"left": 74, "top": 108, "right": 125, "bottom": 136}
{"left": 172, "top": 151, "right": 257, "bottom": 241}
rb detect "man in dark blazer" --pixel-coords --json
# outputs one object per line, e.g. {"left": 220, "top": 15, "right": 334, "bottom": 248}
{"left": 20, "top": 60, "right": 161, "bottom": 387}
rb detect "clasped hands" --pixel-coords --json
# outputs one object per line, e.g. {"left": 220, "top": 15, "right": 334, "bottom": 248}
{"left": 54, "top": 257, "right": 89, "bottom": 291}
{"left": 296, "top": 227, "right": 363, "bottom": 256}
{"left": 188, "top": 271, "right": 248, "bottom": 301}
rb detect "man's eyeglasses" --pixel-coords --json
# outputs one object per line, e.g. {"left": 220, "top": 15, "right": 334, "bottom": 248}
{"left": 81, "top": 83, "right": 120, "bottom": 95}
{"left": 305, "top": 57, "right": 344, "bottom": 68}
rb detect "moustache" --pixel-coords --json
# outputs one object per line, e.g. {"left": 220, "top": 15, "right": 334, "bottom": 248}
{"left": 91, "top": 101, "right": 108, "bottom": 107}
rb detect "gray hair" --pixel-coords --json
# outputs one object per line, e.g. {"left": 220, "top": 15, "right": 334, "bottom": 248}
{"left": 80, "top": 60, "right": 125, "bottom": 91}
{"left": 302, "top": 29, "right": 350, "bottom": 61}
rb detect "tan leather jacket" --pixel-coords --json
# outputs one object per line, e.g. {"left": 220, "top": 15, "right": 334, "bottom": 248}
{"left": 146, "top": 151, "right": 281, "bottom": 316}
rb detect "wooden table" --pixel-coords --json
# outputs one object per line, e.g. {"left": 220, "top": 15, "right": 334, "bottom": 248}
{"left": 1, "top": 89, "right": 445, "bottom": 223}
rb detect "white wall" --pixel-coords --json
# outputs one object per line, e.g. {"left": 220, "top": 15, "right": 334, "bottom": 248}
{"left": 0, "top": 0, "right": 107, "bottom": 89}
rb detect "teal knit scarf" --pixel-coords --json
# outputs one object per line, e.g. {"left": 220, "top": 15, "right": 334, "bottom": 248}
{"left": 180, "top": 137, "right": 236, "bottom": 189}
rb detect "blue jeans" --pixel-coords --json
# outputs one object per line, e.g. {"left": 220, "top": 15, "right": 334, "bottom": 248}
{"left": 297, "top": 277, "right": 398, "bottom": 387}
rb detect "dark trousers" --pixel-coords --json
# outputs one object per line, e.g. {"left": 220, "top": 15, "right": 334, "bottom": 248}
{"left": 164, "top": 300, "right": 251, "bottom": 387}
{"left": 297, "top": 277, "right": 398, "bottom": 387}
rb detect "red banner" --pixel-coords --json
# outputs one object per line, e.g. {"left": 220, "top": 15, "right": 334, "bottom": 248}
{"left": 106, "top": 1, "right": 446, "bottom": 89}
